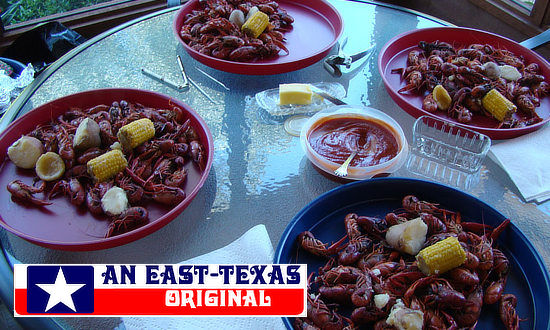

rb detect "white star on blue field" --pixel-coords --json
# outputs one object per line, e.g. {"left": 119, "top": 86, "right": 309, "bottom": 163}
{"left": 36, "top": 268, "right": 86, "bottom": 312}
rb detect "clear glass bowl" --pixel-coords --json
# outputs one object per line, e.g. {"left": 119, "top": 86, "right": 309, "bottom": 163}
{"left": 406, "top": 116, "right": 491, "bottom": 189}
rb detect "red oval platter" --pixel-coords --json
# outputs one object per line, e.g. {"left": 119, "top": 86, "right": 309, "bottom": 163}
{"left": 173, "top": 0, "right": 343, "bottom": 75}
{"left": 0, "top": 89, "right": 213, "bottom": 251}
{"left": 378, "top": 27, "right": 550, "bottom": 139}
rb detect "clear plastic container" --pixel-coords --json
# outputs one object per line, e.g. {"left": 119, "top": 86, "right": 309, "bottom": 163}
{"left": 406, "top": 116, "right": 491, "bottom": 189}
{"left": 255, "top": 82, "right": 345, "bottom": 117}
{"left": 300, "top": 105, "right": 408, "bottom": 180}
{"left": 411, "top": 116, "right": 491, "bottom": 173}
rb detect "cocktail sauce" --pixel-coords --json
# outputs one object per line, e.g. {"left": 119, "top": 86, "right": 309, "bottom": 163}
{"left": 308, "top": 116, "right": 399, "bottom": 167}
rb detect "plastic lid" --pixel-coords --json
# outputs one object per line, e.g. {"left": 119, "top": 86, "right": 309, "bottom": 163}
{"left": 284, "top": 115, "right": 310, "bottom": 136}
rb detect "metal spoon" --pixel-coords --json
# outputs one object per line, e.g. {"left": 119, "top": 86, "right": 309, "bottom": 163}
{"left": 334, "top": 151, "right": 358, "bottom": 178}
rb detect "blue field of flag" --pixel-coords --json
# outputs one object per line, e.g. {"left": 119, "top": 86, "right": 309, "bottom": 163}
{"left": 27, "top": 266, "right": 94, "bottom": 313}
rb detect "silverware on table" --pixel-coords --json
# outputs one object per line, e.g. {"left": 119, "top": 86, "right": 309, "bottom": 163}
{"left": 309, "top": 85, "right": 347, "bottom": 105}
{"left": 188, "top": 77, "right": 219, "bottom": 105}
{"left": 141, "top": 68, "right": 186, "bottom": 91}
{"left": 176, "top": 55, "right": 190, "bottom": 89}
{"left": 176, "top": 56, "right": 219, "bottom": 105}
{"left": 324, "top": 36, "right": 375, "bottom": 77}
{"left": 334, "top": 150, "right": 358, "bottom": 178}
{"left": 196, "top": 67, "right": 230, "bottom": 91}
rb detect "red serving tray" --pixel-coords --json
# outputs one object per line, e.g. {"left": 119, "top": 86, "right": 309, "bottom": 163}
{"left": 378, "top": 27, "right": 550, "bottom": 139}
{"left": 0, "top": 89, "right": 213, "bottom": 251}
{"left": 173, "top": 0, "right": 343, "bottom": 75}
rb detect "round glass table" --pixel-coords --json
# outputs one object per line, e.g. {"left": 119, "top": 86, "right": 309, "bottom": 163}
{"left": 0, "top": 0, "right": 548, "bottom": 328}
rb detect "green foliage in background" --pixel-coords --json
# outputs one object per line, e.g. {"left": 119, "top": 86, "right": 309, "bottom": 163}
{"left": 0, "top": 0, "right": 113, "bottom": 25}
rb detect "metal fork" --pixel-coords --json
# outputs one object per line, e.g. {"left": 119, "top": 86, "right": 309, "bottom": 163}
{"left": 334, "top": 150, "right": 358, "bottom": 178}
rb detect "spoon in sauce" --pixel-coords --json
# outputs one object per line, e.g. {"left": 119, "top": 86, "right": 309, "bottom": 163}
{"left": 333, "top": 137, "right": 376, "bottom": 178}
{"left": 334, "top": 150, "right": 358, "bottom": 178}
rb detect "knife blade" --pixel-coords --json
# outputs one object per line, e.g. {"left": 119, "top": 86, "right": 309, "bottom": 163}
{"left": 309, "top": 85, "right": 347, "bottom": 105}
{"left": 324, "top": 44, "right": 375, "bottom": 77}
{"left": 349, "top": 45, "right": 375, "bottom": 65}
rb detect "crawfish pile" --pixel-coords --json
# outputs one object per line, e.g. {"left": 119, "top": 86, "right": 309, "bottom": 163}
{"left": 393, "top": 40, "right": 549, "bottom": 128}
{"left": 179, "top": 0, "right": 293, "bottom": 62}
{"left": 295, "top": 195, "right": 520, "bottom": 329}
{"left": 6, "top": 100, "right": 206, "bottom": 237}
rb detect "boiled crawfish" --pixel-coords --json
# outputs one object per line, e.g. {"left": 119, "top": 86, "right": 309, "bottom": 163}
{"left": 294, "top": 195, "right": 522, "bottom": 330}
{"left": 179, "top": 0, "right": 294, "bottom": 62}
{"left": 394, "top": 40, "right": 548, "bottom": 128}
{"left": 106, "top": 206, "right": 149, "bottom": 238}
{"left": 49, "top": 178, "right": 86, "bottom": 207}
{"left": 7, "top": 180, "right": 51, "bottom": 206}
{"left": 6, "top": 98, "right": 207, "bottom": 238}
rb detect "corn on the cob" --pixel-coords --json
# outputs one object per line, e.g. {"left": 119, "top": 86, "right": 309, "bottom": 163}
{"left": 416, "top": 236, "right": 466, "bottom": 275}
{"left": 87, "top": 149, "right": 128, "bottom": 182}
{"left": 481, "top": 89, "right": 517, "bottom": 122}
{"left": 117, "top": 118, "right": 155, "bottom": 150}
{"left": 432, "top": 85, "right": 452, "bottom": 111}
{"left": 241, "top": 11, "right": 269, "bottom": 38}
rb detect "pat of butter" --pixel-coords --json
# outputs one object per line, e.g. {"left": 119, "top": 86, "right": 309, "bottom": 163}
{"left": 279, "top": 83, "right": 313, "bottom": 105}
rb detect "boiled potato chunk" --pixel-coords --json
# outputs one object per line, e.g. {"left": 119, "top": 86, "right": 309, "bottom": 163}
{"left": 385, "top": 217, "right": 427, "bottom": 255}
{"left": 386, "top": 299, "right": 424, "bottom": 330}
{"left": 499, "top": 65, "right": 521, "bottom": 81}
{"left": 101, "top": 186, "right": 128, "bottom": 215}
{"left": 7, "top": 136, "right": 44, "bottom": 169}
{"left": 35, "top": 152, "right": 65, "bottom": 181}
{"left": 73, "top": 117, "right": 101, "bottom": 150}
{"left": 229, "top": 9, "right": 245, "bottom": 27}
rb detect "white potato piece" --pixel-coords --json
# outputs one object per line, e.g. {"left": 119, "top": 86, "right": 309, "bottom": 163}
{"left": 101, "top": 186, "right": 128, "bottom": 216}
{"left": 110, "top": 142, "right": 122, "bottom": 151}
{"left": 482, "top": 62, "right": 500, "bottom": 80}
{"left": 386, "top": 299, "right": 424, "bottom": 330}
{"left": 246, "top": 6, "right": 259, "bottom": 21}
{"left": 374, "top": 293, "right": 390, "bottom": 309}
{"left": 73, "top": 117, "right": 101, "bottom": 150}
{"left": 385, "top": 217, "right": 427, "bottom": 255}
{"left": 499, "top": 65, "right": 522, "bottom": 81}
{"left": 229, "top": 9, "right": 245, "bottom": 27}
{"left": 7, "top": 136, "right": 44, "bottom": 169}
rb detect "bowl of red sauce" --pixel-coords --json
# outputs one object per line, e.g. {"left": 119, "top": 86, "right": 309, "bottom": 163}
{"left": 300, "top": 105, "right": 408, "bottom": 180}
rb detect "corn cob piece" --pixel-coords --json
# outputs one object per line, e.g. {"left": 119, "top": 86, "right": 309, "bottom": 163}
{"left": 87, "top": 149, "right": 128, "bottom": 182}
{"left": 416, "top": 236, "right": 466, "bottom": 275}
{"left": 481, "top": 89, "right": 517, "bottom": 122}
{"left": 241, "top": 11, "right": 269, "bottom": 38}
{"left": 432, "top": 85, "right": 452, "bottom": 111}
{"left": 117, "top": 118, "right": 155, "bottom": 150}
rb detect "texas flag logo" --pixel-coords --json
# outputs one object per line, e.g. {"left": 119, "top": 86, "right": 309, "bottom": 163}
{"left": 15, "top": 264, "right": 307, "bottom": 317}
{"left": 24, "top": 266, "right": 94, "bottom": 314}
